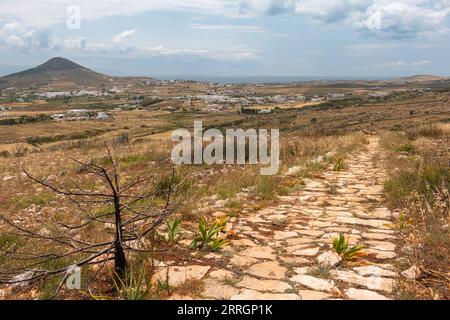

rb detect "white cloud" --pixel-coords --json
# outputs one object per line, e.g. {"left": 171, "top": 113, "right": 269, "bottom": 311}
{"left": 0, "top": 21, "right": 52, "bottom": 50}
{"left": 0, "top": 0, "right": 236, "bottom": 28}
{"left": 1, "top": 1, "right": 448, "bottom": 40}
{"left": 0, "top": 20, "right": 259, "bottom": 61}
{"left": 188, "top": 23, "right": 265, "bottom": 32}
{"left": 113, "top": 29, "right": 136, "bottom": 44}
{"left": 239, "top": 0, "right": 450, "bottom": 39}
{"left": 377, "top": 59, "right": 432, "bottom": 67}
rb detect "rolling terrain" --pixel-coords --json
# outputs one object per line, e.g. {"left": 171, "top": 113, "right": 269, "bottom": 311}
{"left": 0, "top": 57, "right": 155, "bottom": 90}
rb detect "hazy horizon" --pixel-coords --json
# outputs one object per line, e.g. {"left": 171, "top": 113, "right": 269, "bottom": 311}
{"left": 1, "top": 1, "right": 450, "bottom": 79}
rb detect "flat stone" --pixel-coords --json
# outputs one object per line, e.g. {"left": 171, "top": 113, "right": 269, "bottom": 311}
{"left": 331, "top": 270, "right": 395, "bottom": 293}
{"left": 401, "top": 266, "right": 421, "bottom": 280}
{"left": 365, "top": 249, "right": 397, "bottom": 260}
{"left": 237, "top": 276, "right": 292, "bottom": 293}
{"left": 332, "top": 216, "right": 392, "bottom": 228}
{"left": 152, "top": 266, "right": 210, "bottom": 286}
{"left": 353, "top": 266, "right": 397, "bottom": 278}
{"left": 292, "top": 247, "right": 320, "bottom": 257}
{"left": 230, "top": 238, "right": 257, "bottom": 247}
{"left": 209, "top": 269, "right": 237, "bottom": 281}
{"left": 266, "top": 214, "right": 287, "bottom": 223}
{"left": 202, "top": 279, "right": 240, "bottom": 300}
{"left": 309, "top": 220, "right": 337, "bottom": 228}
{"left": 299, "top": 290, "right": 332, "bottom": 300}
{"left": 230, "top": 255, "right": 259, "bottom": 268}
{"left": 290, "top": 275, "right": 337, "bottom": 293}
{"left": 296, "top": 230, "right": 325, "bottom": 237}
{"left": 361, "top": 233, "right": 396, "bottom": 240}
{"left": 246, "top": 216, "right": 266, "bottom": 223}
{"left": 365, "top": 240, "right": 396, "bottom": 251}
{"left": 240, "top": 247, "right": 276, "bottom": 260}
{"left": 274, "top": 231, "right": 298, "bottom": 240}
{"left": 247, "top": 261, "right": 287, "bottom": 280}
{"left": 230, "top": 290, "right": 300, "bottom": 300}
{"left": 317, "top": 251, "right": 342, "bottom": 268}
{"left": 285, "top": 237, "right": 317, "bottom": 246}
{"left": 293, "top": 267, "right": 310, "bottom": 275}
{"left": 279, "top": 256, "right": 311, "bottom": 265}
{"left": 345, "top": 288, "right": 389, "bottom": 300}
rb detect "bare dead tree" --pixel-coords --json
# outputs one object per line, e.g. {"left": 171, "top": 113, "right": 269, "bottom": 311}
{"left": 0, "top": 146, "right": 185, "bottom": 297}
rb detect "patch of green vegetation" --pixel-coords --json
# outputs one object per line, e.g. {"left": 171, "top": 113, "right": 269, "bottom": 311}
{"left": 333, "top": 234, "right": 364, "bottom": 260}
{"left": 226, "top": 199, "right": 242, "bottom": 209}
{"left": 38, "top": 257, "right": 72, "bottom": 300}
{"left": 190, "top": 218, "right": 228, "bottom": 251}
{"left": 159, "top": 218, "right": 182, "bottom": 244}
{"left": 0, "top": 234, "right": 24, "bottom": 251}
{"left": 119, "top": 152, "right": 157, "bottom": 167}
{"left": 0, "top": 114, "right": 52, "bottom": 126}
{"left": 397, "top": 143, "right": 416, "bottom": 153}
{"left": 307, "top": 264, "right": 331, "bottom": 279}
{"left": 27, "top": 129, "right": 113, "bottom": 146}
{"left": 384, "top": 165, "right": 449, "bottom": 208}
{"left": 15, "top": 194, "right": 53, "bottom": 209}
{"left": 110, "top": 266, "right": 152, "bottom": 300}
{"left": 256, "top": 176, "right": 288, "bottom": 200}
{"left": 332, "top": 155, "right": 346, "bottom": 171}
{"left": 0, "top": 150, "right": 10, "bottom": 158}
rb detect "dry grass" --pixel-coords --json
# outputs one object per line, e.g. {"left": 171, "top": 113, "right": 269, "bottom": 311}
{"left": 381, "top": 124, "right": 449, "bottom": 300}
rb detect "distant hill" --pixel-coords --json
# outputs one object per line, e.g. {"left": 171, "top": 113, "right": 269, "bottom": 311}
{"left": 0, "top": 57, "right": 156, "bottom": 90}
{"left": 394, "top": 75, "right": 445, "bottom": 82}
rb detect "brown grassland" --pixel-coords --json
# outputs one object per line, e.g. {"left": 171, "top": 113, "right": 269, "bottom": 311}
{"left": 0, "top": 81, "right": 449, "bottom": 300}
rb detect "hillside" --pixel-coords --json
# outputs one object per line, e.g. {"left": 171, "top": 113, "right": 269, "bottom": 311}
{"left": 395, "top": 75, "right": 445, "bottom": 82}
{"left": 0, "top": 57, "right": 155, "bottom": 90}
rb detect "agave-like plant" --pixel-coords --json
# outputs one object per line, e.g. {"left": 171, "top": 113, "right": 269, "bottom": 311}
{"left": 111, "top": 266, "right": 152, "bottom": 300}
{"left": 333, "top": 234, "right": 364, "bottom": 260}
{"left": 164, "top": 218, "right": 182, "bottom": 244}
{"left": 190, "top": 218, "right": 228, "bottom": 251}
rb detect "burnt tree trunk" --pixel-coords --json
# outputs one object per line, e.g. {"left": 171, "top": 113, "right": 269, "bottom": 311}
{"left": 113, "top": 194, "right": 127, "bottom": 278}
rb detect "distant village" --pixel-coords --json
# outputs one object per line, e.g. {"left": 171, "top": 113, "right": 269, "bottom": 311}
{"left": 0, "top": 79, "right": 436, "bottom": 123}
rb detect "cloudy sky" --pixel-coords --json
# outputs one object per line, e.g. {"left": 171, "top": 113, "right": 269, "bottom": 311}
{"left": 0, "top": 0, "right": 449, "bottom": 78}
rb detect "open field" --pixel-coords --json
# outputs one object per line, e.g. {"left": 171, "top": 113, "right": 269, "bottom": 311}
{"left": 0, "top": 78, "right": 449, "bottom": 300}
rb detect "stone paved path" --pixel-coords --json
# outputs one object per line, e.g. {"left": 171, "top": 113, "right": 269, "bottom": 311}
{"left": 155, "top": 137, "right": 400, "bottom": 300}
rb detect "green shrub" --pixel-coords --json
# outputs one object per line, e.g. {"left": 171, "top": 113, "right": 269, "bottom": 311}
{"left": 333, "top": 234, "right": 363, "bottom": 260}
{"left": 384, "top": 165, "right": 449, "bottom": 208}
{"left": 190, "top": 218, "right": 228, "bottom": 251}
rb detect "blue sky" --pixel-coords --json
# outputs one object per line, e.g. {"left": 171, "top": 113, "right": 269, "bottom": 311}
{"left": 0, "top": 0, "right": 449, "bottom": 77}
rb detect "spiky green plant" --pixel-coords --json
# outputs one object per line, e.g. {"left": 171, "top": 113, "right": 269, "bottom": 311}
{"left": 333, "top": 234, "right": 364, "bottom": 260}
{"left": 190, "top": 218, "right": 228, "bottom": 251}
{"left": 333, "top": 156, "right": 346, "bottom": 171}
{"left": 111, "top": 266, "right": 152, "bottom": 300}
{"left": 164, "top": 218, "right": 182, "bottom": 243}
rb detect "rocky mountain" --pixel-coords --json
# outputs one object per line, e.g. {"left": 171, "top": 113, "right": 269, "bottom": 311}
{"left": 0, "top": 57, "right": 155, "bottom": 90}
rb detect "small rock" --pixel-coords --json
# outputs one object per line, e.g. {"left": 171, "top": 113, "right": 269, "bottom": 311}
{"left": 230, "top": 238, "right": 256, "bottom": 247}
{"left": 292, "top": 247, "right": 320, "bottom": 257}
{"left": 247, "top": 261, "right": 287, "bottom": 280}
{"left": 230, "top": 255, "right": 258, "bottom": 267}
{"left": 209, "top": 269, "right": 236, "bottom": 281}
{"left": 345, "top": 288, "right": 389, "bottom": 300}
{"left": 152, "top": 266, "right": 210, "bottom": 286}
{"left": 202, "top": 279, "right": 240, "bottom": 300}
{"left": 273, "top": 231, "right": 298, "bottom": 240}
{"left": 316, "top": 251, "right": 341, "bottom": 268}
{"left": 11, "top": 271, "right": 34, "bottom": 293}
{"left": 299, "top": 290, "right": 331, "bottom": 300}
{"left": 401, "top": 266, "right": 421, "bottom": 280}
{"left": 230, "top": 289, "right": 300, "bottom": 300}
{"left": 240, "top": 246, "right": 276, "bottom": 260}
{"left": 237, "top": 276, "right": 292, "bottom": 293}
{"left": 290, "top": 275, "right": 336, "bottom": 293}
